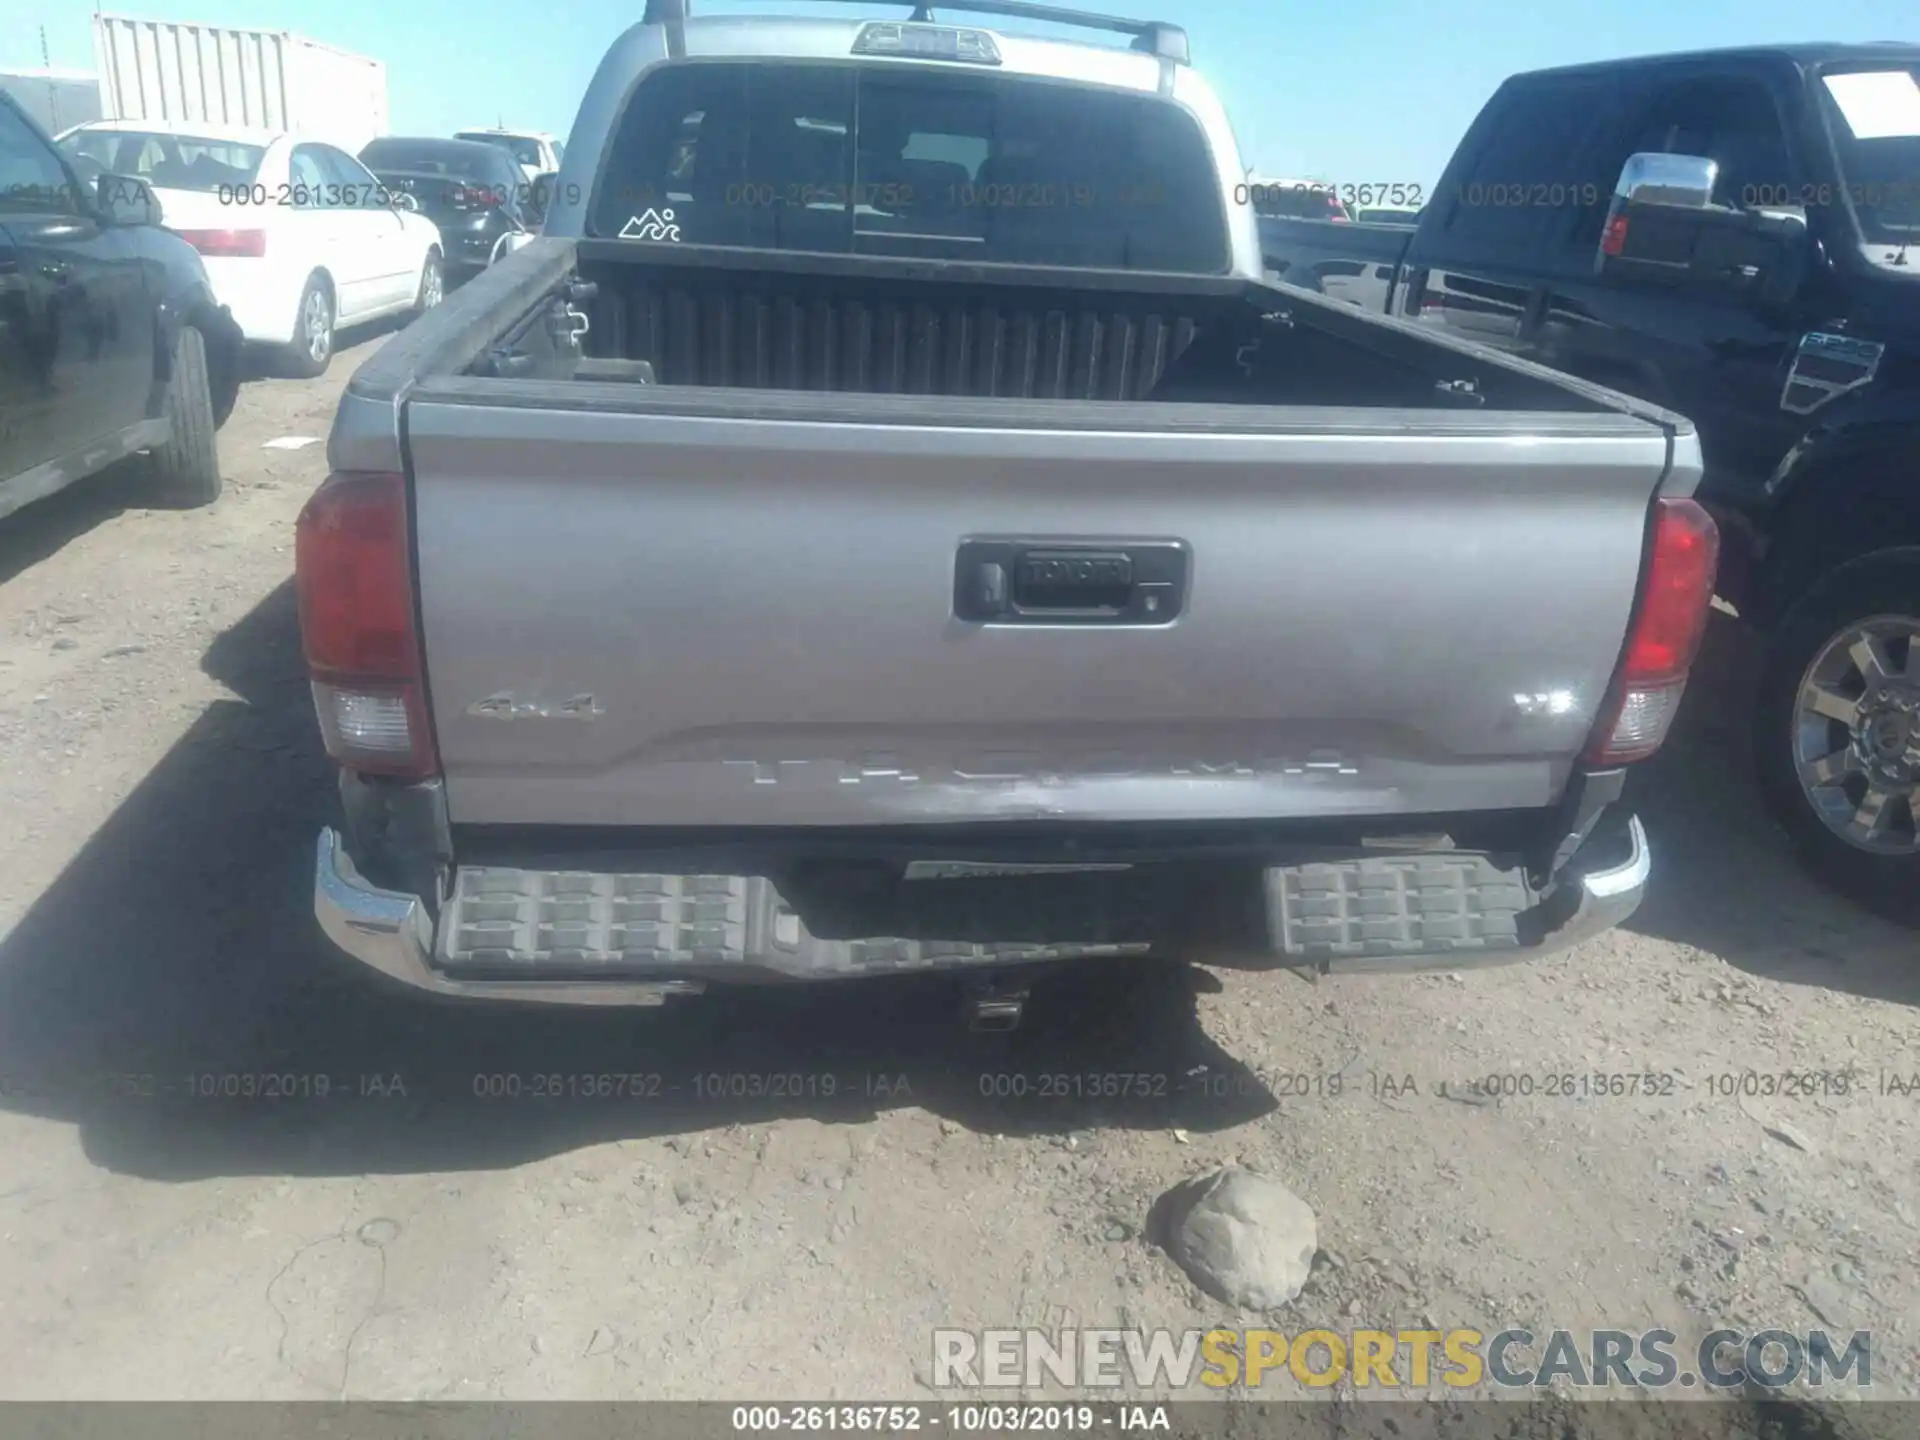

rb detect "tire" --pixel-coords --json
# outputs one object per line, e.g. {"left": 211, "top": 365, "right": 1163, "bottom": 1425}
{"left": 1754, "top": 556, "right": 1920, "bottom": 922}
{"left": 284, "top": 274, "right": 335, "bottom": 378}
{"left": 412, "top": 248, "right": 444, "bottom": 317}
{"left": 147, "top": 323, "right": 222, "bottom": 507}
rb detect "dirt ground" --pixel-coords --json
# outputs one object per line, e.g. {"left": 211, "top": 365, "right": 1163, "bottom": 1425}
{"left": 0, "top": 331, "right": 1915, "bottom": 1407}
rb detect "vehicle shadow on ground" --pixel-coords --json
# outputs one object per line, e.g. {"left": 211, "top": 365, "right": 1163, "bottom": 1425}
{"left": 1623, "top": 612, "right": 1917, "bottom": 1005}
{"left": 0, "top": 466, "right": 139, "bottom": 588}
{"left": 0, "top": 583, "right": 1275, "bottom": 1182}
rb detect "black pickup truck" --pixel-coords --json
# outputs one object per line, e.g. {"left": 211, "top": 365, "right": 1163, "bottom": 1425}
{"left": 1261, "top": 43, "right": 1920, "bottom": 915}
{"left": 1, "top": 90, "right": 239, "bottom": 522}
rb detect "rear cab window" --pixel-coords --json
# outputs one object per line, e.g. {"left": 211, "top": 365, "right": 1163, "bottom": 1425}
{"left": 590, "top": 60, "right": 1230, "bottom": 272}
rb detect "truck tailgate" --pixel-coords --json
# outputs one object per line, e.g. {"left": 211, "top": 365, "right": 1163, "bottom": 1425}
{"left": 406, "top": 397, "right": 1676, "bottom": 830}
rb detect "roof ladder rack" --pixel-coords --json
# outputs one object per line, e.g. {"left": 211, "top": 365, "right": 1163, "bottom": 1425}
{"left": 639, "top": 0, "right": 1190, "bottom": 64}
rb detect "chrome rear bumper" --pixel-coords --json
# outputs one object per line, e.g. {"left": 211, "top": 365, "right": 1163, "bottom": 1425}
{"left": 313, "top": 817, "right": 1649, "bottom": 1005}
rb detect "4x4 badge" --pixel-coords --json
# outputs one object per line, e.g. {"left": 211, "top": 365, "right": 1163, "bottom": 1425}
{"left": 467, "top": 692, "right": 603, "bottom": 721}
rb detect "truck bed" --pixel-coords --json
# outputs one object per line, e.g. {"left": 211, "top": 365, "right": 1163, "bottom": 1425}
{"left": 440, "top": 239, "right": 1624, "bottom": 412}
{"left": 330, "top": 237, "right": 1695, "bottom": 839}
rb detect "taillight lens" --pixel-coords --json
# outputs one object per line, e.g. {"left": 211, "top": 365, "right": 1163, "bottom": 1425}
{"left": 1585, "top": 498, "right": 1720, "bottom": 765}
{"left": 1600, "top": 213, "right": 1630, "bottom": 257}
{"left": 295, "top": 471, "right": 438, "bottom": 779}
{"left": 176, "top": 228, "right": 267, "bottom": 258}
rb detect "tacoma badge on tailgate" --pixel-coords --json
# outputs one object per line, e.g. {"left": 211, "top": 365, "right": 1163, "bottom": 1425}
{"left": 720, "top": 751, "right": 1360, "bottom": 786}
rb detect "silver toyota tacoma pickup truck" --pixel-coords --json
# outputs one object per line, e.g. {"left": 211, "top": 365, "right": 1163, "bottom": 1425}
{"left": 304, "top": 0, "right": 1718, "bottom": 1023}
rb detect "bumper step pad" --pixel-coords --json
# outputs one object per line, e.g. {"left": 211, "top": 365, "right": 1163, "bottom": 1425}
{"left": 438, "top": 867, "right": 1153, "bottom": 978}
{"left": 1266, "top": 854, "right": 1532, "bottom": 963}
{"left": 438, "top": 853, "right": 1537, "bottom": 978}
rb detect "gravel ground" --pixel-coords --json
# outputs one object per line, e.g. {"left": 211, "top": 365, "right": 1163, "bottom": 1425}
{"left": 0, "top": 334, "right": 1915, "bottom": 1406}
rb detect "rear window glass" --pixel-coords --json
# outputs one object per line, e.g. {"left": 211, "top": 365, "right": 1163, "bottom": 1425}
{"left": 362, "top": 140, "right": 513, "bottom": 181}
{"left": 591, "top": 61, "right": 1229, "bottom": 272}
{"left": 59, "top": 129, "right": 264, "bottom": 192}
{"left": 457, "top": 132, "right": 544, "bottom": 168}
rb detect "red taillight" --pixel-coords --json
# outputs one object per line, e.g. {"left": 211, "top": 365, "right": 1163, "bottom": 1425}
{"left": 176, "top": 228, "right": 266, "bottom": 258}
{"left": 295, "top": 472, "right": 438, "bottom": 779}
{"left": 1584, "top": 498, "right": 1720, "bottom": 765}
{"left": 1600, "top": 214, "right": 1630, "bottom": 257}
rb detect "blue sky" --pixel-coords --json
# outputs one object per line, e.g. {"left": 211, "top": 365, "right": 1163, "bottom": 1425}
{"left": 9, "top": 0, "right": 1916, "bottom": 186}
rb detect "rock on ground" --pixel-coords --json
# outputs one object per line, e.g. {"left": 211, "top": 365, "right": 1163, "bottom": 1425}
{"left": 1164, "top": 1166, "right": 1318, "bottom": 1310}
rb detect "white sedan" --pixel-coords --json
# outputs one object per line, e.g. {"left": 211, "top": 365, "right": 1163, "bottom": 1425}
{"left": 58, "top": 119, "right": 445, "bottom": 376}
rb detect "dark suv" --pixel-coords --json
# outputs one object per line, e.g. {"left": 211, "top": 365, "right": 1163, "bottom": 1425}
{"left": 0, "top": 91, "right": 240, "bottom": 519}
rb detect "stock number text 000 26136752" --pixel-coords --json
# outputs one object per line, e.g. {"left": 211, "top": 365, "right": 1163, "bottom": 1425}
{"left": 215, "top": 179, "right": 584, "bottom": 210}
{"left": 1234, "top": 181, "right": 1426, "bottom": 209}
{"left": 1742, "top": 179, "right": 1920, "bottom": 209}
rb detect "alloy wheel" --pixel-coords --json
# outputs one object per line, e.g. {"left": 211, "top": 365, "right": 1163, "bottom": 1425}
{"left": 304, "top": 288, "right": 333, "bottom": 365}
{"left": 1792, "top": 615, "right": 1920, "bottom": 854}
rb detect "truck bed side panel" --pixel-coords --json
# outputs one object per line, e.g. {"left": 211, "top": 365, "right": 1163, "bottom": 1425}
{"left": 407, "top": 399, "right": 1672, "bottom": 829}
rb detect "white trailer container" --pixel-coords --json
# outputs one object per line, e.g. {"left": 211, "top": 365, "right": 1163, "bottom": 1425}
{"left": 91, "top": 13, "right": 389, "bottom": 152}
{"left": 0, "top": 67, "right": 103, "bottom": 135}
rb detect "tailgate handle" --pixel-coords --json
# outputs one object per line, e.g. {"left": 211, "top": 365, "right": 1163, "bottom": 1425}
{"left": 954, "top": 539, "right": 1188, "bottom": 627}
